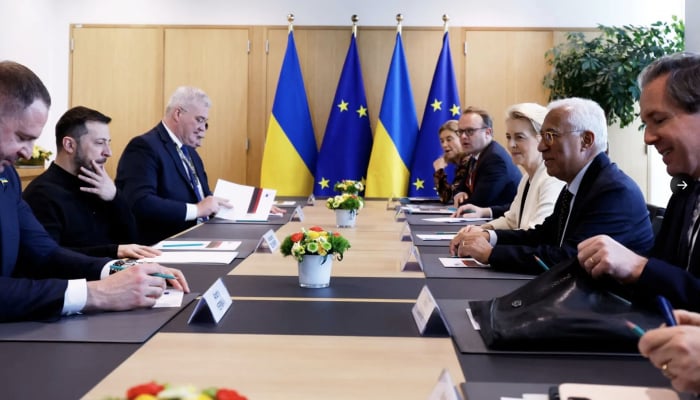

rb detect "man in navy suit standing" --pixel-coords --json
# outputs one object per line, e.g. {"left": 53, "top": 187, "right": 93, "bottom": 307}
{"left": 578, "top": 53, "right": 700, "bottom": 312}
{"left": 450, "top": 97, "right": 653, "bottom": 273}
{"left": 0, "top": 61, "right": 189, "bottom": 322}
{"left": 116, "top": 87, "right": 231, "bottom": 245}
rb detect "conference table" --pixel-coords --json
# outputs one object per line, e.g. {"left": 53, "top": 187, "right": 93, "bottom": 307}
{"left": 1, "top": 200, "right": 679, "bottom": 399}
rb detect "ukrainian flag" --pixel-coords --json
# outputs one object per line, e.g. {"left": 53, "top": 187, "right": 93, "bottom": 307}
{"left": 314, "top": 32, "right": 372, "bottom": 197}
{"left": 408, "top": 31, "right": 461, "bottom": 197}
{"left": 365, "top": 32, "right": 418, "bottom": 198}
{"left": 261, "top": 31, "right": 317, "bottom": 196}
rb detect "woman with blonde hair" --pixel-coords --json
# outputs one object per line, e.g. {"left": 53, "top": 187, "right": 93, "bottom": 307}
{"left": 453, "top": 103, "right": 564, "bottom": 229}
{"left": 433, "top": 119, "right": 470, "bottom": 204}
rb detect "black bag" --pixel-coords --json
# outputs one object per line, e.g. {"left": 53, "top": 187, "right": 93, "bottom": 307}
{"left": 468, "top": 258, "right": 664, "bottom": 352}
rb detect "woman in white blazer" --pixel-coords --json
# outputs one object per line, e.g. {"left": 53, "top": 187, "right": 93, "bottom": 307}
{"left": 453, "top": 103, "right": 564, "bottom": 230}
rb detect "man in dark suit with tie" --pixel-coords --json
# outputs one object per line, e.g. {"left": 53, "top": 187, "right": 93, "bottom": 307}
{"left": 578, "top": 53, "right": 700, "bottom": 311}
{"left": 451, "top": 106, "right": 522, "bottom": 210}
{"left": 450, "top": 97, "right": 654, "bottom": 273}
{"left": 0, "top": 61, "right": 188, "bottom": 322}
{"left": 116, "top": 86, "right": 231, "bottom": 245}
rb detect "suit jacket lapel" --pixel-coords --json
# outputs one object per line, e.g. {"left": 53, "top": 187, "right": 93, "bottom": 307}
{"left": 155, "top": 123, "right": 192, "bottom": 186}
{"left": 568, "top": 153, "right": 609, "bottom": 223}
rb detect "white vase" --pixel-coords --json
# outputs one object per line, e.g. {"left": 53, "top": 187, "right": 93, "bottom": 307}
{"left": 335, "top": 209, "right": 357, "bottom": 228}
{"left": 297, "top": 254, "right": 333, "bottom": 288}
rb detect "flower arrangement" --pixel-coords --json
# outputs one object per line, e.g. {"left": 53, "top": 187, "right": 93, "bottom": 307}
{"left": 280, "top": 226, "right": 351, "bottom": 262}
{"left": 333, "top": 179, "right": 364, "bottom": 194}
{"left": 16, "top": 145, "right": 52, "bottom": 166}
{"left": 108, "top": 381, "right": 247, "bottom": 400}
{"left": 326, "top": 193, "right": 364, "bottom": 211}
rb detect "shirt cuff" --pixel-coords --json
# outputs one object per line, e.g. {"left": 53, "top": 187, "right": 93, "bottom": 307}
{"left": 185, "top": 203, "right": 198, "bottom": 221}
{"left": 62, "top": 279, "right": 87, "bottom": 315}
{"left": 487, "top": 230, "right": 497, "bottom": 246}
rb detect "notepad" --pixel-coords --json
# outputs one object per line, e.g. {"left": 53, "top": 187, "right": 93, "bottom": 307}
{"left": 154, "top": 240, "right": 241, "bottom": 251}
{"left": 416, "top": 234, "right": 455, "bottom": 241}
{"left": 439, "top": 257, "right": 490, "bottom": 268}
{"left": 141, "top": 251, "right": 237, "bottom": 264}
{"left": 423, "top": 217, "right": 491, "bottom": 223}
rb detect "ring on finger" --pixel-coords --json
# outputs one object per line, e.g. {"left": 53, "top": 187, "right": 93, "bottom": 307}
{"left": 661, "top": 363, "right": 675, "bottom": 379}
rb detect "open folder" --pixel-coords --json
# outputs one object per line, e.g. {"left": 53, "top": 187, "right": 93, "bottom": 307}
{"left": 213, "top": 179, "right": 277, "bottom": 222}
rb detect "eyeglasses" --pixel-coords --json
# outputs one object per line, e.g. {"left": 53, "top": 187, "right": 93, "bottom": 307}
{"left": 457, "top": 127, "right": 487, "bottom": 137}
{"left": 178, "top": 107, "right": 209, "bottom": 126}
{"left": 539, "top": 128, "right": 585, "bottom": 145}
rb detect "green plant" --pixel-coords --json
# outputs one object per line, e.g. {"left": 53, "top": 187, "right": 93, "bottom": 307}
{"left": 543, "top": 17, "right": 684, "bottom": 128}
{"left": 280, "top": 226, "right": 351, "bottom": 262}
{"left": 326, "top": 193, "right": 364, "bottom": 210}
{"left": 333, "top": 179, "right": 364, "bottom": 195}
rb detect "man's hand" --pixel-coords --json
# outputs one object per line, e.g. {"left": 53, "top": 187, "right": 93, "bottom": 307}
{"left": 196, "top": 196, "right": 233, "bottom": 218}
{"left": 117, "top": 244, "right": 162, "bottom": 259}
{"left": 577, "top": 234, "right": 647, "bottom": 284}
{"left": 78, "top": 160, "right": 116, "bottom": 201}
{"left": 84, "top": 263, "right": 190, "bottom": 312}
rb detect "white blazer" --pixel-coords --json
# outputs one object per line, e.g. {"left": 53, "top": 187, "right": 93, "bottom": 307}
{"left": 488, "top": 161, "right": 565, "bottom": 230}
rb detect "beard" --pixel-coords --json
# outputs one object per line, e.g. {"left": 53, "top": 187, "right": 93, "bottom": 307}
{"left": 75, "top": 146, "right": 105, "bottom": 172}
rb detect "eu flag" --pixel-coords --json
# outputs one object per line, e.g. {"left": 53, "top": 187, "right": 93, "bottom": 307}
{"left": 408, "top": 31, "right": 461, "bottom": 197}
{"left": 261, "top": 31, "right": 317, "bottom": 196}
{"left": 314, "top": 33, "right": 372, "bottom": 197}
{"left": 365, "top": 32, "right": 419, "bottom": 198}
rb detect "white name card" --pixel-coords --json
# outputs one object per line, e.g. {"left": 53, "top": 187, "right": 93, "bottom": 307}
{"left": 399, "top": 221, "right": 411, "bottom": 241}
{"left": 427, "top": 369, "right": 462, "bottom": 400}
{"left": 256, "top": 228, "right": 280, "bottom": 253}
{"left": 187, "top": 278, "right": 232, "bottom": 324}
{"left": 306, "top": 193, "right": 315, "bottom": 206}
{"left": 411, "top": 285, "right": 448, "bottom": 336}
{"left": 401, "top": 244, "right": 422, "bottom": 271}
{"left": 291, "top": 205, "right": 305, "bottom": 222}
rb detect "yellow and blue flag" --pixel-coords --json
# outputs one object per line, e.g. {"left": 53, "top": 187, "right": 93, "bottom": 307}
{"left": 314, "top": 33, "right": 372, "bottom": 197}
{"left": 261, "top": 31, "right": 317, "bottom": 196}
{"left": 365, "top": 32, "right": 418, "bottom": 198}
{"left": 408, "top": 31, "right": 461, "bottom": 197}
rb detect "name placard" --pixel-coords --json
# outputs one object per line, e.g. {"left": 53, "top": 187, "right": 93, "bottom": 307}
{"left": 400, "top": 244, "right": 422, "bottom": 271}
{"left": 291, "top": 205, "right": 305, "bottom": 222}
{"left": 255, "top": 229, "right": 280, "bottom": 253}
{"left": 427, "top": 369, "right": 462, "bottom": 400}
{"left": 306, "top": 193, "right": 315, "bottom": 206}
{"left": 399, "top": 221, "right": 411, "bottom": 241}
{"left": 187, "top": 278, "right": 232, "bottom": 324}
{"left": 411, "top": 285, "right": 448, "bottom": 336}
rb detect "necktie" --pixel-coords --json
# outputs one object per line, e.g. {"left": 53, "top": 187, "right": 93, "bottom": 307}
{"left": 557, "top": 189, "right": 573, "bottom": 245}
{"left": 180, "top": 145, "right": 204, "bottom": 202}
{"left": 466, "top": 156, "right": 477, "bottom": 193}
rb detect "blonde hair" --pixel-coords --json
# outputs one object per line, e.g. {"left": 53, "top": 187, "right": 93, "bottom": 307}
{"left": 505, "top": 103, "right": 547, "bottom": 136}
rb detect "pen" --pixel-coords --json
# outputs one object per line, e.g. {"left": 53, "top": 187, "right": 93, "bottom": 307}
{"left": 162, "top": 242, "right": 204, "bottom": 248}
{"left": 110, "top": 264, "right": 176, "bottom": 280}
{"left": 533, "top": 255, "right": 550, "bottom": 271}
{"left": 434, "top": 232, "right": 459, "bottom": 235}
{"left": 624, "top": 320, "right": 646, "bottom": 338}
{"left": 657, "top": 295, "right": 677, "bottom": 326}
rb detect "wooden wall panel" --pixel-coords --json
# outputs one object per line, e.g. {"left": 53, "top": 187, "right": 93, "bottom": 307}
{"left": 164, "top": 28, "right": 250, "bottom": 186}
{"left": 70, "top": 26, "right": 164, "bottom": 178}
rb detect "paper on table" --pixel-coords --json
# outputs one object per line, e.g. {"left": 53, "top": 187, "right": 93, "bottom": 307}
{"left": 422, "top": 217, "right": 491, "bottom": 223}
{"left": 141, "top": 251, "right": 238, "bottom": 264}
{"left": 402, "top": 205, "right": 453, "bottom": 215}
{"left": 416, "top": 234, "right": 456, "bottom": 241}
{"left": 273, "top": 200, "right": 296, "bottom": 207}
{"left": 153, "top": 289, "right": 184, "bottom": 308}
{"left": 500, "top": 395, "right": 548, "bottom": 400}
{"left": 213, "top": 179, "right": 277, "bottom": 221}
{"left": 439, "top": 257, "right": 490, "bottom": 268}
{"left": 154, "top": 240, "right": 241, "bottom": 251}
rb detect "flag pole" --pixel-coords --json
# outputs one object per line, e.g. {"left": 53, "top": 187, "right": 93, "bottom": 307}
{"left": 287, "top": 13, "right": 294, "bottom": 32}
{"left": 442, "top": 14, "right": 449, "bottom": 33}
{"left": 396, "top": 13, "right": 403, "bottom": 35}
{"left": 352, "top": 14, "right": 358, "bottom": 37}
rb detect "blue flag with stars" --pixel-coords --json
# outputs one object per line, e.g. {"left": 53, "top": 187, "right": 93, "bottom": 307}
{"left": 314, "top": 33, "right": 373, "bottom": 197}
{"left": 408, "top": 31, "right": 461, "bottom": 196}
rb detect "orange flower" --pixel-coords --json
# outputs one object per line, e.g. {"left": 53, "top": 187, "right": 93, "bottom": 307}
{"left": 216, "top": 388, "right": 248, "bottom": 400}
{"left": 290, "top": 232, "right": 304, "bottom": 242}
{"left": 126, "top": 382, "right": 164, "bottom": 400}
{"left": 309, "top": 226, "right": 324, "bottom": 232}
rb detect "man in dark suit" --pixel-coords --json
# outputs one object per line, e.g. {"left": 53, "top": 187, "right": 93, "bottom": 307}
{"left": 116, "top": 86, "right": 231, "bottom": 245}
{"left": 450, "top": 97, "right": 653, "bottom": 273}
{"left": 0, "top": 61, "right": 188, "bottom": 322}
{"left": 451, "top": 106, "right": 521, "bottom": 210}
{"left": 578, "top": 53, "right": 700, "bottom": 311}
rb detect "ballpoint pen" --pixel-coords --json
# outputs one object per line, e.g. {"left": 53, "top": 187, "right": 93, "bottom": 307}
{"left": 110, "top": 262, "right": 176, "bottom": 280}
{"left": 162, "top": 242, "right": 205, "bottom": 248}
{"left": 624, "top": 320, "right": 646, "bottom": 338}
{"left": 657, "top": 295, "right": 677, "bottom": 326}
{"left": 533, "top": 255, "right": 550, "bottom": 271}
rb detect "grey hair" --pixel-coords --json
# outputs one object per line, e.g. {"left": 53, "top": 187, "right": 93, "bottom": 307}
{"left": 165, "top": 86, "right": 211, "bottom": 115}
{"left": 547, "top": 97, "right": 608, "bottom": 153}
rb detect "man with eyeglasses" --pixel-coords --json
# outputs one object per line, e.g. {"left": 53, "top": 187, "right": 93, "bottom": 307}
{"left": 452, "top": 106, "right": 521, "bottom": 211}
{"left": 450, "top": 97, "right": 653, "bottom": 274}
{"left": 24, "top": 106, "right": 160, "bottom": 259}
{"left": 116, "top": 86, "right": 232, "bottom": 245}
